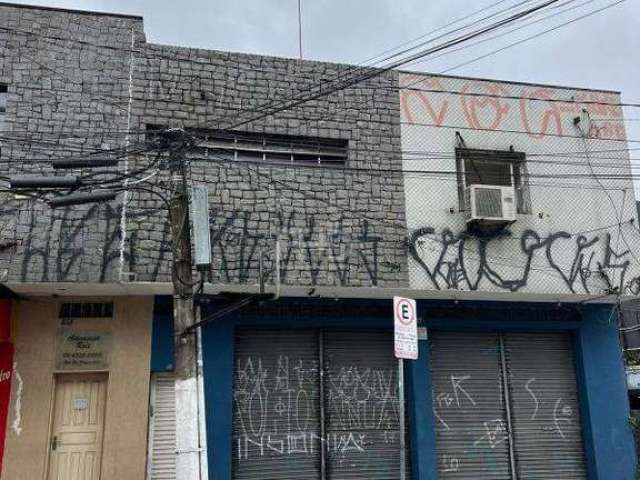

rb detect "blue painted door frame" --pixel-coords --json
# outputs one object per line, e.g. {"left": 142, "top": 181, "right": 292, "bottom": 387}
{"left": 194, "top": 298, "right": 636, "bottom": 480}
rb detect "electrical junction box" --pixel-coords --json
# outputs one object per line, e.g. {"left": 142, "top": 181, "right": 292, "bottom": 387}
{"left": 191, "top": 186, "right": 212, "bottom": 270}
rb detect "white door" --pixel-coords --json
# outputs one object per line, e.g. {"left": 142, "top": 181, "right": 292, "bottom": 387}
{"left": 47, "top": 373, "right": 108, "bottom": 480}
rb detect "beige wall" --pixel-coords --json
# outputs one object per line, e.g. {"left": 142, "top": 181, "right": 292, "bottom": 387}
{"left": 2, "top": 296, "right": 154, "bottom": 480}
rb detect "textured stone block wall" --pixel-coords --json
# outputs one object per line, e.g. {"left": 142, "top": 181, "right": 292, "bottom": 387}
{"left": 0, "top": 5, "right": 410, "bottom": 288}
{"left": 127, "top": 45, "right": 409, "bottom": 287}
{"left": 0, "top": 4, "right": 145, "bottom": 283}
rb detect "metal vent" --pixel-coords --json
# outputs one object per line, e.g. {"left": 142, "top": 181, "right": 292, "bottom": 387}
{"left": 475, "top": 187, "right": 503, "bottom": 218}
{"left": 147, "top": 372, "right": 176, "bottom": 480}
{"left": 59, "top": 302, "right": 113, "bottom": 319}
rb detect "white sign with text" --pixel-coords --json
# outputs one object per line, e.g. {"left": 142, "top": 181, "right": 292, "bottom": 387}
{"left": 394, "top": 296, "right": 418, "bottom": 360}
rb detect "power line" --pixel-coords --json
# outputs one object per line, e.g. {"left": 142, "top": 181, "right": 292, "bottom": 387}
{"left": 438, "top": 0, "right": 625, "bottom": 75}
{"left": 185, "top": 0, "right": 630, "bottom": 139}
{"left": 0, "top": 0, "right": 636, "bottom": 171}
{"left": 353, "top": 0, "right": 519, "bottom": 67}
{"left": 401, "top": 119, "right": 640, "bottom": 142}
{"left": 192, "top": 150, "right": 633, "bottom": 287}
{"left": 404, "top": 0, "right": 596, "bottom": 69}
{"left": 189, "top": 0, "right": 566, "bottom": 136}
{"left": 208, "top": 159, "right": 640, "bottom": 182}
{"left": 188, "top": 152, "right": 639, "bottom": 193}
{"left": 225, "top": 0, "right": 628, "bottom": 136}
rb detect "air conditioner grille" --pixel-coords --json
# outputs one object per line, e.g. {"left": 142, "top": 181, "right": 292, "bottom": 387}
{"left": 475, "top": 187, "right": 503, "bottom": 218}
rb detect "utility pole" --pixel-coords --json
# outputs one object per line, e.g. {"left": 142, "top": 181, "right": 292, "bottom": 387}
{"left": 164, "top": 128, "right": 201, "bottom": 479}
{"left": 11, "top": 127, "right": 204, "bottom": 477}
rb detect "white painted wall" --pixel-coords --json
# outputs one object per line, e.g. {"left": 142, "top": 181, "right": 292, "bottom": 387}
{"left": 400, "top": 72, "right": 640, "bottom": 296}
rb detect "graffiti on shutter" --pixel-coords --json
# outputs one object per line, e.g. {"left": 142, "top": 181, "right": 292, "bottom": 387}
{"left": 430, "top": 331, "right": 586, "bottom": 480}
{"left": 232, "top": 329, "right": 410, "bottom": 480}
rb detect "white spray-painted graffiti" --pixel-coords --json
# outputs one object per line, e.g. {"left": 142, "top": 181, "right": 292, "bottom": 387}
{"left": 11, "top": 362, "right": 22, "bottom": 436}
{"left": 434, "top": 373, "right": 578, "bottom": 475}
{"left": 233, "top": 355, "right": 401, "bottom": 463}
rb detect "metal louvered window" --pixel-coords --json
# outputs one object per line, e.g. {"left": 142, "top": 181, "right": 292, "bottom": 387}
{"left": 430, "top": 331, "right": 586, "bottom": 480}
{"left": 145, "top": 125, "right": 348, "bottom": 167}
{"left": 232, "top": 329, "right": 410, "bottom": 480}
{"left": 147, "top": 373, "right": 176, "bottom": 480}
{"left": 197, "top": 131, "right": 348, "bottom": 167}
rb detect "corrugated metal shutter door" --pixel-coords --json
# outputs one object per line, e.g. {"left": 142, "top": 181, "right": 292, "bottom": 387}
{"left": 505, "top": 333, "right": 587, "bottom": 479}
{"left": 430, "top": 331, "right": 512, "bottom": 479}
{"left": 324, "top": 330, "right": 410, "bottom": 480}
{"left": 148, "top": 372, "right": 176, "bottom": 480}
{"left": 233, "top": 330, "right": 321, "bottom": 480}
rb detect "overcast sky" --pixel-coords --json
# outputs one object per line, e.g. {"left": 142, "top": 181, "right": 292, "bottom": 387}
{"left": 8, "top": 0, "right": 640, "bottom": 191}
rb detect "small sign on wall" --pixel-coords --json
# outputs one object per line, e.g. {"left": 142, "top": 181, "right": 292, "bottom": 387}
{"left": 73, "top": 398, "right": 89, "bottom": 411}
{"left": 56, "top": 331, "right": 111, "bottom": 370}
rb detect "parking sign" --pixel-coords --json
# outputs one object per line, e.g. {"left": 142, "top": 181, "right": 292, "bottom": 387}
{"left": 394, "top": 296, "right": 418, "bottom": 359}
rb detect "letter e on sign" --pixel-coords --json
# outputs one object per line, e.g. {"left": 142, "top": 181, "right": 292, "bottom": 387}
{"left": 394, "top": 296, "right": 418, "bottom": 359}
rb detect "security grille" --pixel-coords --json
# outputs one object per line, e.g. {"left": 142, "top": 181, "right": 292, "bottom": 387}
{"left": 474, "top": 187, "right": 504, "bottom": 218}
{"left": 505, "top": 333, "right": 587, "bottom": 479}
{"left": 324, "top": 330, "right": 410, "bottom": 480}
{"left": 232, "top": 329, "right": 410, "bottom": 480}
{"left": 430, "top": 331, "right": 586, "bottom": 480}
{"left": 430, "top": 332, "right": 511, "bottom": 479}
{"left": 233, "top": 330, "right": 321, "bottom": 480}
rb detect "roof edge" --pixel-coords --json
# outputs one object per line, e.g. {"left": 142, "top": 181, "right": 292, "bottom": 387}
{"left": 399, "top": 69, "right": 621, "bottom": 95}
{"left": 0, "top": 2, "right": 143, "bottom": 20}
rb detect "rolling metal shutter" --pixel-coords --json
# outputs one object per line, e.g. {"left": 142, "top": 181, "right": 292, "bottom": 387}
{"left": 147, "top": 372, "right": 176, "bottom": 480}
{"left": 430, "top": 331, "right": 512, "bottom": 479}
{"left": 233, "top": 330, "right": 321, "bottom": 480}
{"left": 505, "top": 333, "right": 587, "bottom": 479}
{"left": 430, "top": 331, "right": 587, "bottom": 480}
{"left": 324, "top": 330, "right": 410, "bottom": 480}
{"left": 233, "top": 329, "right": 410, "bottom": 480}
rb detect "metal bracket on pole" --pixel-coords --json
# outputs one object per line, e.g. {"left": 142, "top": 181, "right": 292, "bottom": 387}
{"left": 184, "top": 293, "right": 275, "bottom": 336}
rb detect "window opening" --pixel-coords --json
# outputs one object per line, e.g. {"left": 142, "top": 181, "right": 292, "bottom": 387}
{"left": 456, "top": 148, "right": 530, "bottom": 214}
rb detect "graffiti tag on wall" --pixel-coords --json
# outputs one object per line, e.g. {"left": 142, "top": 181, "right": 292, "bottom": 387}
{"left": 400, "top": 75, "right": 626, "bottom": 141}
{"left": 208, "top": 209, "right": 398, "bottom": 287}
{"left": 408, "top": 227, "right": 640, "bottom": 294}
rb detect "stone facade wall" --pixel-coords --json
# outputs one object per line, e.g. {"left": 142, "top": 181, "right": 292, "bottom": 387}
{"left": 0, "top": 4, "right": 409, "bottom": 288}
{"left": 126, "top": 44, "right": 407, "bottom": 287}
{"left": 0, "top": 4, "right": 144, "bottom": 283}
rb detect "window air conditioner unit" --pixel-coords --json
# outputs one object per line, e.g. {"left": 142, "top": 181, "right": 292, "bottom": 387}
{"left": 465, "top": 184, "right": 516, "bottom": 232}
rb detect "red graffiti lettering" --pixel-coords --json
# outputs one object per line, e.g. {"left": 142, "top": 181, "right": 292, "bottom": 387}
{"left": 519, "top": 87, "right": 569, "bottom": 139}
{"left": 460, "top": 82, "right": 510, "bottom": 130}
{"left": 575, "top": 91, "right": 622, "bottom": 119}
{"left": 399, "top": 76, "right": 449, "bottom": 125}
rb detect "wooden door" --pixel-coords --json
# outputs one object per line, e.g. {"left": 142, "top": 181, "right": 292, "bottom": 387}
{"left": 47, "top": 373, "right": 108, "bottom": 480}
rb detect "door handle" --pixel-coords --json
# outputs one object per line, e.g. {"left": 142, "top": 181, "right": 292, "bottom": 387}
{"left": 51, "top": 435, "right": 58, "bottom": 451}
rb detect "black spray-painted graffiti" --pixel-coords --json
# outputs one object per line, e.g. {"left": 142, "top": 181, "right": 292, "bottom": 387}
{"left": 408, "top": 227, "right": 640, "bottom": 294}
{"left": 207, "top": 209, "right": 393, "bottom": 286}
{"left": 8, "top": 204, "right": 398, "bottom": 286}
{"left": 13, "top": 203, "right": 171, "bottom": 283}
